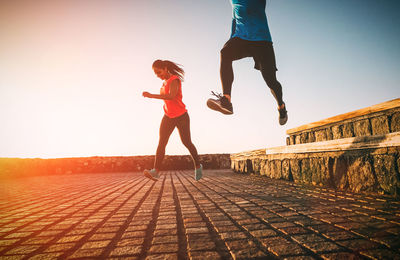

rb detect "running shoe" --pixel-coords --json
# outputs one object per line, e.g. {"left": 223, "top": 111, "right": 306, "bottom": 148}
{"left": 195, "top": 164, "right": 203, "bottom": 181}
{"left": 207, "top": 91, "right": 233, "bottom": 115}
{"left": 144, "top": 168, "right": 159, "bottom": 181}
{"left": 278, "top": 103, "right": 288, "bottom": 125}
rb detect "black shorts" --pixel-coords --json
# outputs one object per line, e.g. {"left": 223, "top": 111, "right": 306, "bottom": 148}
{"left": 220, "top": 37, "right": 277, "bottom": 71}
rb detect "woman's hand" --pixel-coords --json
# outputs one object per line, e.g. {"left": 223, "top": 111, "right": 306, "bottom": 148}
{"left": 142, "top": 91, "right": 151, "bottom": 98}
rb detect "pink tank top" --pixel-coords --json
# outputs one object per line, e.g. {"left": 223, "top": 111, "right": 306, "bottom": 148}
{"left": 160, "top": 75, "right": 187, "bottom": 118}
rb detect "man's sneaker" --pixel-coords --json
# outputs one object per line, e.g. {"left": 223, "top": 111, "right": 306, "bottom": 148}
{"left": 278, "top": 103, "right": 288, "bottom": 125}
{"left": 195, "top": 164, "right": 203, "bottom": 181}
{"left": 144, "top": 168, "right": 158, "bottom": 181}
{"left": 207, "top": 91, "right": 233, "bottom": 115}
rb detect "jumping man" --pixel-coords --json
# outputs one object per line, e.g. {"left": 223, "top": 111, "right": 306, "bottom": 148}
{"left": 207, "top": 0, "right": 288, "bottom": 125}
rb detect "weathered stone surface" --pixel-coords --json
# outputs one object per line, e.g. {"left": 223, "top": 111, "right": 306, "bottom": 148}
{"left": 373, "top": 155, "right": 400, "bottom": 195}
{"left": 4, "top": 170, "right": 400, "bottom": 258}
{"left": 259, "top": 159, "right": 268, "bottom": 176}
{"left": 332, "top": 125, "right": 343, "bottom": 140}
{"left": 347, "top": 156, "right": 376, "bottom": 193}
{"left": 353, "top": 119, "right": 372, "bottom": 137}
{"left": 371, "top": 116, "right": 390, "bottom": 135}
{"left": 282, "top": 159, "right": 291, "bottom": 180}
{"left": 332, "top": 156, "right": 349, "bottom": 190}
{"left": 326, "top": 128, "right": 333, "bottom": 141}
{"left": 300, "top": 158, "right": 313, "bottom": 184}
{"left": 252, "top": 158, "right": 261, "bottom": 174}
{"left": 0, "top": 154, "right": 231, "bottom": 178}
{"left": 300, "top": 132, "right": 308, "bottom": 144}
{"left": 310, "top": 158, "right": 330, "bottom": 186}
{"left": 270, "top": 160, "right": 282, "bottom": 179}
{"left": 290, "top": 159, "right": 301, "bottom": 183}
{"left": 342, "top": 123, "right": 354, "bottom": 138}
{"left": 295, "top": 135, "right": 301, "bottom": 145}
{"left": 308, "top": 131, "right": 316, "bottom": 143}
{"left": 289, "top": 135, "right": 295, "bottom": 145}
{"left": 391, "top": 112, "right": 400, "bottom": 132}
{"left": 315, "top": 129, "right": 327, "bottom": 142}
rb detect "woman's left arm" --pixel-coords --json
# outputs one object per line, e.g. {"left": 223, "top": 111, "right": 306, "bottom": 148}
{"left": 142, "top": 79, "right": 179, "bottom": 100}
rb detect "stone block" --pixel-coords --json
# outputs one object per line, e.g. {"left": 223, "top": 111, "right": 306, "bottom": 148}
{"left": 300, "top": 158, "right": 313, "bottom": 183}
{"left": 347, "top": 156, "right": 376, "bottom": 193}
{"left": 290, "top": 159, "right": 301, "bottom": 183}
{"left": 300, "top": 132, "right": 308, "bottom": 144}
{"left": 353, "top": 119, "right": 372, "bottom": 137}
{"left": 332, "top": 156, "right": 349, "bottom": 190}
{"left": 266, "top": 160, "right": 272, "bottom": 178}
{"left": 295, "top": 135, "right": 301, "bottom": 145}
{"left": 332, "top": 125, "right": 343, "bottom": 140}
{"left": 326, "top": 128, "right": 333, "bottom": 140}
{"left": 342, "top": 123, "right": 354, "bottom": 138}
{"left": 252, "top": 158, "right": 261, "bottom": 174}
{"left": 371, "top": 116, "right": 390, "bottom": 135}
{"left": 260, "top": 159, "right": 268, "bottom": 176}
{"left": 310, "top": 158, "right": 330, "bottom": 186}
{"left": 246, "top": 159, "right": 253, "bottom": 173}
{"left": 231, "top": 160, "right": 237, "bottom": 171}
{"left": 238, "top": 160, "right": 246, "bottom": 173}
{"left": 315, "top": 129, "right": 327, "bottom": 142}
{"left": 373, "top": 155, "right": 400, "bottom": 195}
{"left": 309, "top": 131, "right": 316, "bottom": 142}
{"left": 391, "top": 112, "right": 400, "bottom": 132}
{"left": 270, "top": 160, "right": 282, "bottom": 179}
{"left": 282, "top": 159, "right": 291, "bottom": 180}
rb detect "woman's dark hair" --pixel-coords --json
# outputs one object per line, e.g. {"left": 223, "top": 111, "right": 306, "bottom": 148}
{"left": 152, "top": 60, "right": 184, "bottom": 81}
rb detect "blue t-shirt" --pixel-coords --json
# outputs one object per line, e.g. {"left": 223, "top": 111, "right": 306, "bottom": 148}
{"left": 230, "top": 0, "right": 272, "bottom": 42}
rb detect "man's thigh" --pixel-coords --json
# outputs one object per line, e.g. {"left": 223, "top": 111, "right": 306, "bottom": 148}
{"left": 220, "top": 37, "right": 253, "bottom": 61}
{"left": 252, "top": 41, "right": 278, "bottom": 71}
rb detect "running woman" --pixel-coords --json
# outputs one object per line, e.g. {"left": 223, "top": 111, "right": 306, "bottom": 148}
{"left": 207, "top": 0, "right": 288, "bottom": 125}
{"left": 142, "top": 60, "right": 203, "bottom": 181}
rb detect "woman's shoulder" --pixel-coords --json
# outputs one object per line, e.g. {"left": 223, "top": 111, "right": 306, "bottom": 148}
{"left": 168, "top": 75, "right": 181, "bottom": 84}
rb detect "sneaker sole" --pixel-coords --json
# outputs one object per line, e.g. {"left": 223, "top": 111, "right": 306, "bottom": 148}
{"left": 207, "top": 99, "right": 233, "bottom": 115}
{"left": 144, "top": 171, "right": 158, "bottom": 181}
{"left": 279, "top": 115, "right": 288, "bottom": 125}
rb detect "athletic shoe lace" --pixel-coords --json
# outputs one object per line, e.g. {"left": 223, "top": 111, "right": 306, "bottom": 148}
{"left": 210, "top": 91, "right": 223, "bottom": 100}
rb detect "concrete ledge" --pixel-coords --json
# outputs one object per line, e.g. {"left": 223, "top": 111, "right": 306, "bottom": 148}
{"left": 287, "top": 98, "right": 400, "bottom": 135}
{"left": 267, "top": 132, "right": 400, "bottom": 154}
{"left": 231, "top": 133, "right": 400, "bottom": 196}
{"left": 286, "top": 98, "right": 400, "bottom": 145}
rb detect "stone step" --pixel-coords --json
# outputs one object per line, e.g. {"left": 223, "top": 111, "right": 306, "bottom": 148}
{"left": 286, "top": 98, "right": 400, "bottom": 145}
{"left": 267, "top": 132, "right": 400, "bottom": 155}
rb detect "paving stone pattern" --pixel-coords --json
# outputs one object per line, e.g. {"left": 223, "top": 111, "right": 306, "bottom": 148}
{"left": 0, "top": 170, "right": 399, "bottom": 259}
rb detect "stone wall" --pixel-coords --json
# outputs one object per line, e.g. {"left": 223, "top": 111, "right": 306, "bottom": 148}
{"left": 231, "top": 98, "right": 400, "bottom": 197}
{"left": 287, "top": 99, "right": 400, "bottom": 145}
{"left": 0, "top": 154, "right": 230, "bottom": 178}
{"left": 231, "top": 144, "right": 400, "bottom": 196}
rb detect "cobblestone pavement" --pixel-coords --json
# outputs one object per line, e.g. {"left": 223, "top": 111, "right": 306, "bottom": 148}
{"left": 0, "top": 170, "right": 399, "bottom": 259}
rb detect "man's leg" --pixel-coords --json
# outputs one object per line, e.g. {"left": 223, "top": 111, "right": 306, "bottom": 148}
{"left": 207, "top": 38, "right": 249, "bottom": 115}
{"left": 254, "top": 42, "right": 288, "bottom": 125}
{"left": 220, "top": 37, "right": 248, "bottom": 99}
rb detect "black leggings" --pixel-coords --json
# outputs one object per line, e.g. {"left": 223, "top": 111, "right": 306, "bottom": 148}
{"left": 220, "top": 37, "right": 283, "bottom": 106}
{"left": 154, "top": 112, "right": 200, "bottom": 170}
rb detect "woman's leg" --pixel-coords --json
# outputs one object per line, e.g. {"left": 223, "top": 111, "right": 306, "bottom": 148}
{"left": 176, "top": 113, "right": 200, "bottom": 168}
{"left": 154, "top": 115, "right": 175, "bottom": 171}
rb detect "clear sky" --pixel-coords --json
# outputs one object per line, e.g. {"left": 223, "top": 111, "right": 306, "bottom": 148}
{"left": 1, "top": 0, "right": 400, "bottom": 158}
